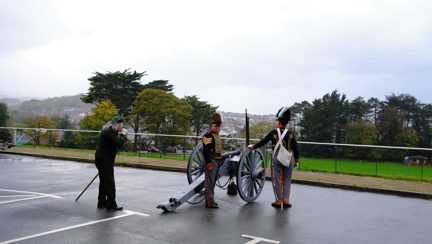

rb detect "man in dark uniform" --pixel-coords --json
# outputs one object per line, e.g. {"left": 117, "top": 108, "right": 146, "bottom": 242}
{"left": 95, "top": 115, "right": 128, "bottom": 211}
{"left": 249, "top": 107, "right": 300, "bottom": 209}
{"left": 202, "top": 113, "right": 223, "bottom": 208}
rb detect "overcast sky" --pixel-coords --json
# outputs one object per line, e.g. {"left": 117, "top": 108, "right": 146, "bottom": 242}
{"left": 0, "top": 0, "right": 431, "bottom": 114}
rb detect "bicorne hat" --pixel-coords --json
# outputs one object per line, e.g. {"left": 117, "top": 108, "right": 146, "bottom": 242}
{"left": 276, "top": 107, "right": 290, "bottom": 125}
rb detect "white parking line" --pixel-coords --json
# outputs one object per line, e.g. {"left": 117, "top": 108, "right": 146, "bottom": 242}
{"left": 0, "top": 189, "right": 62, "bottom": 199}
{"left": 0, "top": 210, "right": 149, "bottom": 244}
{"left": 242, "top": 234, "right": 280, "bottom": 244}
{"left": 124, "top": 209, "right": 150, "bottom": 217}
{"left": 0, "top": 189, "right": 62, "bottom": 205}
{"left": 0, "top": 196, "right": 47, "bottom": 205}
{"left": 0, "top": 195, "right": 37, "bottom": 198}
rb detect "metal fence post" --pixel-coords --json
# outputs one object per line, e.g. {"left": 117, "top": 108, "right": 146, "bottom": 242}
{"left": 138, "top": 134, "right": 141, "bottom": 157}
{"left": 49, "top": 131, "right": 52, "bottom": 149}
{"left": 64, "top": 131, "right": 68, "bottom": 150}
{"left": 13, "top": 128, "right": 17, "bottom": 146}
{"left": 421, "top": 150, "right": 424, "bottom": 182}
{"left": 159, "top": 136, "right": 163, "bottom": 159}
{"left": 33, "top": 129, "right": 36, "bottom": 148}
{"left": 375, "top": 148, "right": 378, "bottom": 177}
{"left": 298, "top": 143, "right": 301, "bottom": 171}
{"left": 80, "top": 132, "right": 84, "bottom": 151}
{"left": 183, "top": 139, "right": 186, "bottom": 160}
{"left": 334, "top": 145, "right": 338, "bottom": 173}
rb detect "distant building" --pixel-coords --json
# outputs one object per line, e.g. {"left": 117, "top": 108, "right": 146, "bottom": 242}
{"left": 408, "top": 156, "right": 429, "bottom": 165}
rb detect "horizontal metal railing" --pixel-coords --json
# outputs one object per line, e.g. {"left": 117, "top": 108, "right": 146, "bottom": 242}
{"left": 1, "top": 127, "right": 431, "bottom": 182}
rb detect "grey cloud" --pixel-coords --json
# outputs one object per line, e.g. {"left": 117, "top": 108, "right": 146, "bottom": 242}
{"left": 0, "top": 0, "right": 66, "bottom": 55}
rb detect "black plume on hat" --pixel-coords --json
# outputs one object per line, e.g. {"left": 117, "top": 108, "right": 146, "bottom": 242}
{"left": 211, "top": 112, "right": 222, "bottom": 125}
{"left": 276, "top": 107, "right": 290, "bottom": 125}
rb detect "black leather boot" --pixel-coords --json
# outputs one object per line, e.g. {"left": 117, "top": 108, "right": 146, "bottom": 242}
{"left": 227, "top": 182, "right": 238, "bottom": 196}
{"left": 106, "top": 205, "right": 123, "bottom": 211}
{"left": 97, "top": 202, "right": 106, "bottom": 209}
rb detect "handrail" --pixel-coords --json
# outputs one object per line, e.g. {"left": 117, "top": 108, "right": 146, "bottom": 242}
{"left": 1, "top": 126, "right": 432, "bottom": 151}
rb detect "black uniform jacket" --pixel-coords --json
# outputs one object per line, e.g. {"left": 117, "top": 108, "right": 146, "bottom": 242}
{"left": 253, "top": 128, "right": 300, "bottom": 161}
{"left": 95, "top": 126, "right": 127, "bottom": 165}
{"left": 202, "top": 131, "right": 221, "bottom": 164}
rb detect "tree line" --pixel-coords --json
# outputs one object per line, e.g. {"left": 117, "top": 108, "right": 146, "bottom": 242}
{"left": 289, "top": 90, "right": 432, "bottom": 161}
{"left": 0, "top": 69, "right": 219, "bottom": 152}
{"left": 79, "top": 69, "right": 218, "bottom": 150}
{"left": 1, "top": 71, "right": 432, "bottom": 161}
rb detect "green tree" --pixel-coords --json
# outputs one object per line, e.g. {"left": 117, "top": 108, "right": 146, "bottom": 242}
{"left": 183, "top": 95, "right": 218, "bottom": 137}
{"left": 300, "top": 90, "right": 349, "bottom": 143}
{"left": 345, "top": 122, "right": 378, "bottom": 145}
{"left": 367, "top": 97, "right": 383, "bottom": 125}
{"left": 80, "top": 100, "right": 119, "bottom": 131}
{"left": 343, "top": 122, "right": 378, "bottom": 159}
{"left": 81, "top": 69, "right": 146, "bottom": 116}
{"left": 0, "top": 102, "right": 8, "bottom": 127}
{"left": 412, "top": 104, "right": 432, "bottom": 148}
{"left": 398, "top": 128, "right": 420, "bottom": 147}
{"left": 299, "top": 90, "right": 349, "bottom": 157}
{"left": 80, "top": 100, "right": 119, "bottom": 149}
{"left": 0, "top": 102, "right": 10, "bottom": 143}
{"left": 377, "top": 106, "right": 403, "bottom": 146}
{"left": 24, "top": 115, "right": 55, "bottom": 146}
{"left": 376, "top": 94, "right": 422, "bottom": 147}
{"left": 143, "top": 80, "right": 174, "bottom": 92}
{"left": 128, "top": 79, "right": 175, "bottom": 149}
{"left": 132, "top": 89, "right": 192, "bottom": 152}
{"left": 82, "top": 69, "right": 146, "bottom": 148}
{"left": 290, "top": 101, "right": 311, "bottom": 136}
{"left": 249, "top": 121, "right": 275, "bottom": 139}
{"left": 386, "top": 94, "right": 420, "bottom": 128}
{"left": 348, "top": 97, "right": 370, "bottom": 123}
{"left": 53, "top": 115, "right": 76, "bottom": 148}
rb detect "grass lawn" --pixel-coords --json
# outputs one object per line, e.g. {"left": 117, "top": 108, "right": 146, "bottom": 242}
{"left": 299, "top": 157, "right": 432, "bottom": 182}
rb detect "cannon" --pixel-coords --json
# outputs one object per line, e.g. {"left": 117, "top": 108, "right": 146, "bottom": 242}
{"left": 157, "top": 145, "right": 266, "bottom": 212}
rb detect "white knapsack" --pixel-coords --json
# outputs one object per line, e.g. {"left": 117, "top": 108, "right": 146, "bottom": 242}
{"left": 273, "top": 128, "right": 292, "bottom": 167}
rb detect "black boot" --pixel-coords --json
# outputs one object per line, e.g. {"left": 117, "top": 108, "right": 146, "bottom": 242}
{"left": 97, "top": 202, "right": 106, "bottom": 209}
{"left": 227, "top": 182, "right": 238, "bottom": 196}
{"left": 106, "top": 204, "right": 123, "bottom": 211}
{"left": 205, "top": 198, "right": 219, "bottom": 208}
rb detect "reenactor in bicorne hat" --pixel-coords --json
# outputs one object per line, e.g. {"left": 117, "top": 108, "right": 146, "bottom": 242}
{"left": 202, "top": 112, "right": 223, "bottom": 208}
{"left": 249, "top": 107, "right": 300, "bottom": 209}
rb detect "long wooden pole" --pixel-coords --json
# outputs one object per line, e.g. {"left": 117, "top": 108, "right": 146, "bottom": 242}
{"left": 75, "top": 173, "right": 99, "bottom": 202}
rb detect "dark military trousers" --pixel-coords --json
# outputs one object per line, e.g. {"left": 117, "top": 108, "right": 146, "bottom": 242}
{"left": 95, "top": 157, "right": 117, "bottom": 208}
{"left": 204, "top": 159, "right": 219, "bottom": 204}
{"left": 272, "top": 158, "right": 293, "bottom": 201}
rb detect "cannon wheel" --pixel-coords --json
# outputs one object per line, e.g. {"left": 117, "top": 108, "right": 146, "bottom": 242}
{"left": 237, "top": 148, "right": 266, "bottom": 202}
{"left": 187, "top": 143, "right": 205, "bottom": 184}
{"left": 186, "top": 143, "right": 205, "bottom": 204}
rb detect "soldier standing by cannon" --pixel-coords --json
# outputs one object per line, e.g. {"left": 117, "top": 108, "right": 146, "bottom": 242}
{"left": 158, "top": 110, "right": 267, "bottom": 212}
{"left": 249, "top": 107, "right": 300, "bottom": 209}
{"left": 202, "top": 112, "right": 223, "bottom": 208}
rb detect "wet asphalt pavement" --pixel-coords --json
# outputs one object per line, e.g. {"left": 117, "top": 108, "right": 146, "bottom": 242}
{"left": 1, "top": 153, "right": 431, "bottom": 244}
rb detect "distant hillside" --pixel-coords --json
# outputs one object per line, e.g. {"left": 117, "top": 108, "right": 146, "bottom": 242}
{"left": 0, "top": 98, "right": 22, "bottom": 107}
{"left": 7, "top": 94, "right": 93, "bottom": 124}
{"left": 220, "top": 111, "right": 300, "bottom": 136}
{"left": 220, "top": 111, "right": 276, "bottom": 136}
{"left": 2, "top": 95, "right": 288, "bottom": 134}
